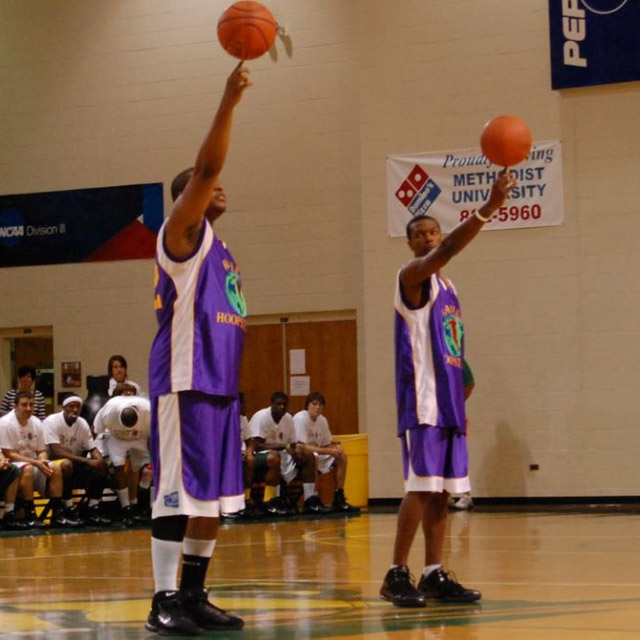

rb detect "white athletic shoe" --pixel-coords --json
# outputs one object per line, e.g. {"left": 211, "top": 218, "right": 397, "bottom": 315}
{"left": 451, "top": 495, "right": 474, "bottom": 510}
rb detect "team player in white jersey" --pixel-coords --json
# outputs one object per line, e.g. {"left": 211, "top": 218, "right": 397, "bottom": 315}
{"left": 293, "top": 392, "right": 360, "bottom": 514}
{"left": 248, "top": 392, "right": 314, "bottom": 513}
{"left": 43, "top": 395, "right": 111, "bottom": 526}
{"left": 0, "top": 391, "right": 82, "bottom": 528}
{"left": 380, "top": 171, "right": 516, "bottom": 608}
{"left": 93, "top": 393, "right": 151, "bottom": 527}
{"left": 145, "top": 62, "right": 251, "bottom": 635}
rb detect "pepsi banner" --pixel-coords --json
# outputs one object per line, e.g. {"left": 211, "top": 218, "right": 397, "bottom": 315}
{"left": 549, "top": 0, "right": 640, "bottom": 89}
{"left": 387, "top": 141, "right": 564, "bottom": 237}
{"left": 0, "top": 183, "right": 163, "bottom": 268}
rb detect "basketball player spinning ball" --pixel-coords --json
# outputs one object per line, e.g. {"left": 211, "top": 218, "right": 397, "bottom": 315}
{"left": 146, "top": 61, "right": 251, "bottom": 635}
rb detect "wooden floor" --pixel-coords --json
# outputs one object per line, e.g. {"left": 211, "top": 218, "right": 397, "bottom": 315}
{"left": 1, "top": 509, "right": 640, "bottom": 638}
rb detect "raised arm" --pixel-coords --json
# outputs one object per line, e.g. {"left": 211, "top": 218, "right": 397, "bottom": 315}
{"left": 165, "top": 62, "right": 252, "bottom": 258}
{"left": 400, "top": 171, "right": 516, "bottom": 294}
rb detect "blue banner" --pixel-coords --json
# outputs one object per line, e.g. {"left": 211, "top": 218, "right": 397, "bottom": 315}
{"left": 0, "top": 183, "right": 163, "bottom": 268}
{"left": 549, "top": 0, "right": 640, "bottom": 89}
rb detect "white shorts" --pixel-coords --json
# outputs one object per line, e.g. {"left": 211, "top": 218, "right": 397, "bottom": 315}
{"left": 280, "top": 450, "right": 298, "bottom": 484}
{"left": 315, "top": 452, "right": 335, "bottom": 475}
{"left": 103, "top": 434, "right": 150, "bottom": 471}
{"left": 12, "top": 461, "right": 48, "bottom": 496}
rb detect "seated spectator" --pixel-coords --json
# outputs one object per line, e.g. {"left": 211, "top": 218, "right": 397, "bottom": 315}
{"left": 0, "top": 450, "right": 28, "bottom": 531}
{"left": 249, "top": 392, "right": 325, "bottom": 515}
{"left": 0, "top": 365, "right": 47, "bottom": 419}
{"left": 293, "top": 392, "right": 360, "bottom": 514}
{"left": 0, "top": 391, "right": 82, "bottom": 528}
{"left": 43, "top": 395, "right": 111, "bottom": 526}
{"left": 107, "top": 355, "right": 142, "bottom": 397}
{"left": 93, "top": 393, "right": 151, "bottom": 526}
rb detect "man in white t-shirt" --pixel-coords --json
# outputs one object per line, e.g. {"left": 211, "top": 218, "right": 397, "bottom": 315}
{"left": 43, "top": 395, "right": 111, "bottom": 526}
{"left": 93, "top": 394, "right": 151, "bottom": 527}
{"left": 0, "top": 391, "right": 82, "bottom": 528}
{"left": 249, "top": 391, "right": 324, "bottom": 514}
{"left": 293, "top": 391, "right": 360, "bottom": 514}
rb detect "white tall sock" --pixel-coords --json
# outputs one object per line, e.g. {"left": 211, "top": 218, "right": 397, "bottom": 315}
{"left": 151, "top": 538, "right": 183, "bottom": 592}
{"left": 116, "top": 488, "right": 130, "bottom": 508}
{"left": 303, "top": 483, "right": 316, "bottom": 500}
{"left": 423, "top": 563, "right": 443, "bottom": 577}
{"left": 183, "top": 537, "right": 216, "bottom": 558}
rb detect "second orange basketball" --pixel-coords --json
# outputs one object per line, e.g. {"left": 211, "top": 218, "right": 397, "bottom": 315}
{"left": 480, "top": 114, "right": 532, "bottom": 168}
{"left": 217, "top": 1, "right": 277, "bottom": 61}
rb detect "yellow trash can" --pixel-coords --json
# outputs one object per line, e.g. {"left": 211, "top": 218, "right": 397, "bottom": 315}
{"left": 338, "top": 434, "right": 369, "bottom": 508}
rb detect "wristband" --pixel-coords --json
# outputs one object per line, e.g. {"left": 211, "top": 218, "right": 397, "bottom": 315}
{"left": 474, "top": 209, "right": 492, "bottom": 223}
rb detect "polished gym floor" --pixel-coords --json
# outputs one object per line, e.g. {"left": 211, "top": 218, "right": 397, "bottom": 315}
{"left": 1, "top": 509, "right": 640, "bottom": 638}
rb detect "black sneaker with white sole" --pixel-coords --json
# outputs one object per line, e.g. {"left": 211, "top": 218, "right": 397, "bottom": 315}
{"left": 417, "top": 568, "right": 481, "bottom": 603}
{"left": 181, "top": 587, "right": 244, "bottom": 631}
{"left": 380, "top": 565, "right": 426, "bottom": 608}
{"left": 145, "top": 590, "right": 202, "bottom": 636}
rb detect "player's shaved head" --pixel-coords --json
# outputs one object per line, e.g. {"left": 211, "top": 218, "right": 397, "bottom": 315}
{"left": 171, "top": 167, "right": 194, "bottom": 201}
{"left": 120, "top": 407, "right": 138, "bottom": 428}
{"left": 406, "top": 214, "right": 439, "bottom": 239}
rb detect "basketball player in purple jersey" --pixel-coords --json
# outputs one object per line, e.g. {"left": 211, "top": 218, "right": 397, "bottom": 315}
{"left": 146, "top": 62, "right": 251, "bottom": 635}
{"left": 380, "top": 171, "right": 516, "bottom": 607}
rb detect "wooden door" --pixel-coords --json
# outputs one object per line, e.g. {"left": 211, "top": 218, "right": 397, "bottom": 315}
{"left": 239, "top": 319, "right": 358, "bottom": 435}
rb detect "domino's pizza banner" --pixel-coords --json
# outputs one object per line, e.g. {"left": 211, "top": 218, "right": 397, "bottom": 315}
{"left": 386, "top": 141, "right": 564, "bottom": 238}
{"left": 549, "top": 0, "right": 640, "bottom": 89}
{"left": 0, "top": 183, "right": 163, "bottom": 268}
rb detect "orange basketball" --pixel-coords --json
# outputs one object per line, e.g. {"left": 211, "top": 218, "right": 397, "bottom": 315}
{"left": 480, "top": 115, "right": 532, "bottom": 167}
{"left": 217, "top": 1, "right": 277, "bottom": 60}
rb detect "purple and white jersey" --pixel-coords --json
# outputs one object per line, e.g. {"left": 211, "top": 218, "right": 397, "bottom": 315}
{"left": 149, "top": 221, "right": 247, "bottom": 398}
{"left": 394, "top": 271, "right": 466, "bottom": 435}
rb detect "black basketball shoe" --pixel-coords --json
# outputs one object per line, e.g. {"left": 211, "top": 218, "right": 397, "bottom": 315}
{"left": 84, "top": 504, "right": 112, "bottom": 527}
{"left": 23, "top": 508, "right": 46, "bottom": 530}
{"left": 417, "top": 568, "right": 482, "bottom": 603}
{"left": 181, "top": 587, "right": 244, "bottom": 630}
{"left": 380, "top": 565, "right": 426, "bottom": 608}
{"left": 145, "top": 590, "right": 202, "bottom": 635}
{"left": 302, "top": 495, "right": 331, "bottom": 515}
{"left": 0, "top": 510, "right": 29, "bottom": 531}
{"left": 332, "top": 489, "right": 361, "bottom": 514}
{"left": 50, "top": 507, "right": 84, "bottom": 529}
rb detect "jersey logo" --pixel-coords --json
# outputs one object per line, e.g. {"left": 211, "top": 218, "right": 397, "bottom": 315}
{"left": 225, "top": 270, "right": 247, "bottom": 317}
{"left": 154, "top": 264, "right": 162, "bottom": 311}
{"left": 443, "top": 314, "right": 464, "bottom": 357}
{"left": 163, "top": 492, "right": 179, "bottom": 508}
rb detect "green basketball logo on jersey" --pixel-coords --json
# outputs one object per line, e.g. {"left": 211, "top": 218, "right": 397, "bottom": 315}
{"left": 443, "top": 314, "right": 463, "bottom": 357}
{"left": 225, "top": 270, "right": 247, "bottom": 318}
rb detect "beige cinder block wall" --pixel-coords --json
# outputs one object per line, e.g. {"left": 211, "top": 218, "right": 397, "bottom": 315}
{"left": 0, "top": 0, "right": 362, "bottom": 403}
{"left": 1, "top": 1, "right": 639, "bottom": 499}
{"left": 359, "top": 1, "right": 640, "bottom": 498}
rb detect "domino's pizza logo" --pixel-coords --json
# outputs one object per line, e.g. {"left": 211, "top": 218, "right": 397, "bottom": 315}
{"left": 395, "top": 165, "right": 442, "bottom": 216}
{"left": 0, "top": 208, "right": 26, "bottom": 248}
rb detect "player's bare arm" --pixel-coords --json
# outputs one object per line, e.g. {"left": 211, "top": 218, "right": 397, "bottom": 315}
{"left": 400, "top": 171, "right": 516, "bottom": 306}
{"left": 165, "top": 62, "right": 252, "bottom": 259}
{"left": 49, "top": 442, "right": 101, "bottom": 467}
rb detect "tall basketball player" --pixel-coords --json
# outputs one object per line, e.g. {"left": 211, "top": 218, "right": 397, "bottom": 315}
{"left": 146, "top": 61, "right": 251, "bottom": 635}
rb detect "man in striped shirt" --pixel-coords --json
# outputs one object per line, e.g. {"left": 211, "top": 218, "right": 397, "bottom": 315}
{"left": 0, "top": 366, "right": 46, "bottom": 419}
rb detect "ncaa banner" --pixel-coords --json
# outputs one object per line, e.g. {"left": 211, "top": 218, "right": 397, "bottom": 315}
{"left": 387, "top": 141, "right": 564, "bottom": 237}
{"left": 0, "top": 183, "right": 163, "bottom": 268}
{"left": 549, "top": 0, "right": 640, "bottom": 89}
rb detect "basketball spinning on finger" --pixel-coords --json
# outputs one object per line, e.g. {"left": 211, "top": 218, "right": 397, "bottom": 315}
{"left": 217, "top": 1, "right": 278, "bottom": 60}
{"left": 480, "top": 114, "right": 532, "bottom": 168}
